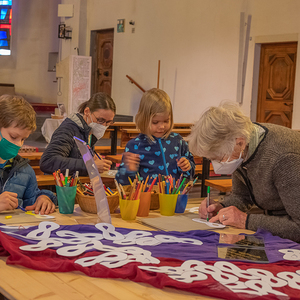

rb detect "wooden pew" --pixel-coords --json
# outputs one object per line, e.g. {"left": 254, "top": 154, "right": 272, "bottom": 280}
{"left": 36, "top": 174, "right": 115, "bottom": 187}
{"left": 19, "top": 152, "right": 43, "bottom": 160}
{"left": 106, "top": 154, "right": 123, "bottom": 164}
{"left": 36, "top": 175, "right": 90, "bottom": 186}
{"left": 94, "top": 145, "right": 125, "bottom": 155}
{"left": 205, "top": 179, "right": 232, "bottom": 193}
{"left": 173, "top": 123, "right": 192, "bottom": 128}
{"left": 195, "top": 164, "right": 214, "bottom": 174}
{"left": 120, "top": 128, "right": 192, "bottom": 147}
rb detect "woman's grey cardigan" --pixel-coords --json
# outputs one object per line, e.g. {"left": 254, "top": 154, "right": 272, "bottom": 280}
{"left": 222, "top": 123, "right": 300, "bottom": 242}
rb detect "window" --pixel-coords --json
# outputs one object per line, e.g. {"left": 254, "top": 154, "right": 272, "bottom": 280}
{"left": 0, "top": 0, "right": 12, "bottom": 55}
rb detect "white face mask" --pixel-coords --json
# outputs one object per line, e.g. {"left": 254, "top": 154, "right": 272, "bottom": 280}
{"left": 211, "top": 151, "right": 243, "bottom": 175}
{"left": 88, "top": 114, "right": 108, "bottom": 140}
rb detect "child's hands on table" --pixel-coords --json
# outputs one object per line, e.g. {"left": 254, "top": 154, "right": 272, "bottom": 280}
{"left": 25, "top": 195, "right": 55, "bottom": 215}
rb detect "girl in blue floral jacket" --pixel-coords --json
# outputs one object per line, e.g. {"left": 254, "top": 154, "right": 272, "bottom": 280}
{"left": 116, "top": 88, "right": 195, "bottom": 185}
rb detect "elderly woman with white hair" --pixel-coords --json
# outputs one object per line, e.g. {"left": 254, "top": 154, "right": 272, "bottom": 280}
{"left": 188, "top": 101, "right": 300, "bottom": 242}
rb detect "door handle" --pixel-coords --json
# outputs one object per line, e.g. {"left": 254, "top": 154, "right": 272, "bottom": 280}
{"left": 97, "top": 68, "right": 102, "bottom": 77}
{"left": 104, "top": 71, "right": 109, "bottom": 77}
{"left": 284, "top": 103, "right": 293, "bottom": 107}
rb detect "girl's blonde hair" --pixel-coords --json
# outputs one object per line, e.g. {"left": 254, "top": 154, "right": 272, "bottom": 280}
{"left": 135, "top": 88, "right": 174, "bottom": 140}
{"left": 0, "top": 94, "right": 36, "bottom": 131}
{"left": 188, "top": 101, "right": 253, "bottom": 159}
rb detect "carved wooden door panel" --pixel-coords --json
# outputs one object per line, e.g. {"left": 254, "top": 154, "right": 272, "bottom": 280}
{"left": 256, "top": 42, "right": 297, "bottom": 128}
{"left": 91, "top": 29, "right": 114, "bottom": 96}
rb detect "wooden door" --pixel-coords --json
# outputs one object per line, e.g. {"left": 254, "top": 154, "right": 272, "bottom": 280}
{"left": 256, "top": 42, "right": 297, "bottom": 128}
{"left": 90, "top": 29, "right": 114, "bottom": 96}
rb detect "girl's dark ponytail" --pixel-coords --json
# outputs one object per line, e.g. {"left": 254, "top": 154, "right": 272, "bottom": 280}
{"left": 78, "top": 92, "right": 116, "bottom": 114}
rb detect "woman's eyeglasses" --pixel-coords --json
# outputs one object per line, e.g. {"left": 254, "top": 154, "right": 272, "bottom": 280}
{"left": 92, "top": 113, "right": 114, "bottom": 126}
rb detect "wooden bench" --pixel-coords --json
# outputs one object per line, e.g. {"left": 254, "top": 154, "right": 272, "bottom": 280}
{"left": 19, "top": 152, "right": 43, "bottom": 160}
{"left": 173, "top": 123, "right": 192, "bottom": 128}
{"left": 120, "top": 128, "right": 192, "bottom": 147}
{"left": 94, "top": 145, "right": 125, "bottom": 155}
{"left": 36, "top": 174, "right": 115, "bottom": 187}
{"left": 20, "top": 152, "right": 43, "bottom": 174}
{"left": 205, "top": 179, "right": 232, "bottom": 193}
{"left": 195, "top": 164, "right": 214, "bottom": 174}
{"left": 36, "top": 175, "right": 90, "bottom": 186}
{"left": 106, "top": 154, "right": 123, "bottom": 164}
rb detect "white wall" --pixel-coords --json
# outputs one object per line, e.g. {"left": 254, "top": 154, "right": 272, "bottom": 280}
{"left": 83, "top": 0, "right": 300, "bottom": 126}
{"left": 85, "top": 0, "right": 244, "bottom": 123}
{"left": 0, "top": 0, "right": 60, "bottom": 103}
{"left": 2, "top": 0, "right": 300, "bottom": 127}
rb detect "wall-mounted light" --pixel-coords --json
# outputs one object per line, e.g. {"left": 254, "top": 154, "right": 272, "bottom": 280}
{"left": 58, "top": 23, "right": 72, "bottom": 39}
{"left": 129, "top": 20, "right": 135, "bottom": 33}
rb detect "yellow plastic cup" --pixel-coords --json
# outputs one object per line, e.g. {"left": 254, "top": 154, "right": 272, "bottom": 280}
{"left": 119, "top": 198, "right": 140, "bottom": 220}
{"left": 159, "top": 193, "right": 178, "bottom": 216}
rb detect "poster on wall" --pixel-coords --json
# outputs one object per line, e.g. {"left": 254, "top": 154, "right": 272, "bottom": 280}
{"left": 69, "top": 55, "right": 91, "bottom": 114}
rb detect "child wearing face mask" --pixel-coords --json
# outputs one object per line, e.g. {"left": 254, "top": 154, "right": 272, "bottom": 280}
{"left": 0, "top": 95, "right": 57, "bottom": 213}
{"left": 115, "top": 88, "right": 195, "bottom": 185}
{"left": 40, "top": 92, "right": 115, "bottom": 176}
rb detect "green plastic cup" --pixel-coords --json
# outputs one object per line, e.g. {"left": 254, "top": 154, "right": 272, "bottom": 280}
{"left": 56, "top": 185, "right": 77, "bottom": 214}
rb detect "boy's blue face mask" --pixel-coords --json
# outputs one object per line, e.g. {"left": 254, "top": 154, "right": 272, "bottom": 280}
{"left": 0, "top": 130, "right": 21, "bottom": 160}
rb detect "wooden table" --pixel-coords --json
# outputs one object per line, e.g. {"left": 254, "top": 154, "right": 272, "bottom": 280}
{"left": 120, "top": 128, "right": 192, "bottom": 147}
{"left": 108, "top": 122, "right": 137, "bottom": 155}
{"left": 105, "top": 154, "right": 123, "bottom": 164}
{"left": 205, "top": 179, "right": 232, "bottom": 193}
{"left": 19, "top": 152, "right": 43, "bottom": 160}
{"left": 36, "top": 171, "right": 116, "bottom": 187}
{"left": 0, "top": 200, "right": 254, "bottom": 300}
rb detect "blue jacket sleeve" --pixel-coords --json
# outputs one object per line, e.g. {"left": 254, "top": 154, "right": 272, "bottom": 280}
{"left": 179, "top": 139, "right": 195, "bottom": 178}
{"left": 115, "top": 141, "right": 136, "bottom": 185}
{"left": 22, "top": 166, "right": 57, "bottom": 207}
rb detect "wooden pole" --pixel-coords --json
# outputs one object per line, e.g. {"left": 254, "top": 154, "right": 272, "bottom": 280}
{"left": 157, "top": 60, "right": 160, "bottom": 88}
{"left": 126, "top": 75, "right": 146, "bottom": 92}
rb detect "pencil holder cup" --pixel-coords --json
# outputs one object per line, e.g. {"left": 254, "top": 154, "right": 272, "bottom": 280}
{"left": 56, "top": 185, "right": 77, "bottom": 214}
{"left": 159, "top": 194, "right": 178, "bottom": 216}
{"left": 137, "top": 192, "right": 151, "bottom": 217}
{"left": 175, "top": 194, "right": 188, "bottom": 213}
{"left": 119, "top": 197, "right": 140, "bottom": 220}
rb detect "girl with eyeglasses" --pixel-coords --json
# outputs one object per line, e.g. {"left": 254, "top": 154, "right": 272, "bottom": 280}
{"left": 40, "top": 92, "right": 115, "bottom": 176}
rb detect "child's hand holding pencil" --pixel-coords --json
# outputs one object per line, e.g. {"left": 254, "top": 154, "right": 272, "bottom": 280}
{"left": 177, "top": 157, "right": 191, "bottom": 172}
{"left": 123, "top": 152, "right": 140, "bottom": 172}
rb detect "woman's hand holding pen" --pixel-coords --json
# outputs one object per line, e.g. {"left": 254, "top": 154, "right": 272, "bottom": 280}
{"left": 0, "top": 191, "right": 18, "bottom": 211}
{"left": 198, "top": 198, "right": 223, "bottom": 220}
{"left": 94, "top": 155, "right": 112, "bottom": 173}
{"left": 177, "top": 157, "right": 191, "bottom": 172}
{"left": 209, "top": 206, "right": 247, "bottom": 229}
{"left": 123, "top": 152, "right": 140, "bottom": 172}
